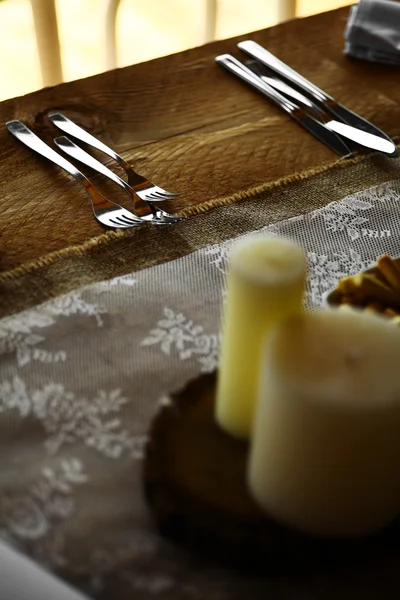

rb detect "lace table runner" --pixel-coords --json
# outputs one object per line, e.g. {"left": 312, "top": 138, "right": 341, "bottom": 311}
{"left": 2, "top": 177, "right": 400, "bottom": 599}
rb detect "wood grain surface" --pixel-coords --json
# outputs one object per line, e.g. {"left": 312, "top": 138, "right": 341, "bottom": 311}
{"left": 1, "top": 6, "right": 400, "bottom": 272}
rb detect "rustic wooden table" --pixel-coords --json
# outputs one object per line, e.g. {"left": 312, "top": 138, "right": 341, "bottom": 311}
{"left": 0, "top": 6, "right": 399, "bottom": 273}
{"left": 2, "top": 8, "right": 400, "bottom": 599}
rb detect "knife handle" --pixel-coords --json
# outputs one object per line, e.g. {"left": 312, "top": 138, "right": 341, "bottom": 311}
{"left": 238, "top": 40, "right": 331, "bottom": 104}
{"left": 215, "top": 54, "right": 298, "bottom": 115}
{"left": 245, "top": 60, "right": 322, "bottom": 112}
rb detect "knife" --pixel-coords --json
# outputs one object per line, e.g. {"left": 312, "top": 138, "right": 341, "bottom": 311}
{"left": 216, "top": 54, "right": 352, "bottom": 156}
{"left": 245, "top": 59, "right": 361, "bottom": 151}
{"left": 219, "top": 54, "right": 395, "bottom": 156}
{"left": 245, "top": 59, "right": 328, "bottom": 119}
{"left": 238, "top": 40, "right": 398, "bottom": 157}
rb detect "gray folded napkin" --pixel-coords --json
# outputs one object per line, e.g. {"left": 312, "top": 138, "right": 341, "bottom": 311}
{"left": 344, "top": 0, "right": 400, "bottom": 65}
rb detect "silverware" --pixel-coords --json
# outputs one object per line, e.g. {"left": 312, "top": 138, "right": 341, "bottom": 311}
{"left": 54, "top": 136, "right": 182, "bottom": 226}
{"left": 215, "top": 54, "right": 352, "bottom": 156}
{"left": 238, "top": 40, "right": 398, "bottom": 157}
{"left": 245, "top": 59, "right": 326, "bottom": 118}
{"left": 48, "top": 113, "right": 180, "bottom": 201}
{"left": 6, "top": 120, "right": 143, "bottom": 229}
{"left": 245, "top": 59, "right": 359, "bottom": 152}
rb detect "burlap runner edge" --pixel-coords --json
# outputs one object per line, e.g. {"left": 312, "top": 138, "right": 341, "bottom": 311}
{"left": 0, "top": 151, "right": 368, "bottom": 286}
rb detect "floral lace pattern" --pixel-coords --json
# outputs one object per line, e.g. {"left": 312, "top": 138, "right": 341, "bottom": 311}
{"left": 0, "top": 377, "right": 144, "bottom": 459}
{"left": 0, "top": 291, "right": 106, "bottom": 368}
{"left": 0, "top": 459, "right": 87, "bottom": 569}
{"left": 316, "top": 183, "right": 396, "bottom": 242}
{"left": 142, "top": 308, "right": 220, "bottom": 373}
{"left": 0, "top": 180, "right": 400, "bottom": 598}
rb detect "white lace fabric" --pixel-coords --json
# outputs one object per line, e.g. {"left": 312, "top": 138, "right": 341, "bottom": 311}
{"left": 1, "top": 180, "right": 400, "bottom": 598}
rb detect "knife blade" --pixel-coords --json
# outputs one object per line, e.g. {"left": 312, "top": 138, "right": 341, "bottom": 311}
{"left": 246, "top": 60, "right": 364, "bottom": 153}
{"left": 216, "top": 54, "right": 352, "bottom": 157}
{"left": 238, "top": 40, "right": 398, "bottom": 157}
{"left": 247, "top": 61, "right": 395, "bottom": 155}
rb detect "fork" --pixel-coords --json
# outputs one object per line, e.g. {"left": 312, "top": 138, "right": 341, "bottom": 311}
{"left": 6, "top": 120, "right": 144, "bottom": 229}
{"left": 48, "top": 112, "right": 179, "bottom": 201}
{"left": 54, "top": 136, "right": 182, "bottom": 225}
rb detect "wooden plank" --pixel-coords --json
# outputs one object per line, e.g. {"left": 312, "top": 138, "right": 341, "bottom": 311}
{"left": 0, "top": 6, "right": 399, "bottom": 270}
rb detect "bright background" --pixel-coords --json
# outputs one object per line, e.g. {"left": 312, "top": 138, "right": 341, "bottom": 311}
{"left": 0, "top": 0, "right": 351, "bottom": 102}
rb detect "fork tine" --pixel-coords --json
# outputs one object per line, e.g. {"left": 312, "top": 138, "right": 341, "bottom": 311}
{"left": 155, "top": 189, "right": 180, "bottom": 197}
{"left": 149, "top": 205, "right": 183, "bottom": 223}
{"left": 54, "top": 135, "right": 181, "bottom": 225}
{"left": 134, "top": 184, "right": 181, "bottom": 203}
{"left": 115, "top": 215, "right": 139, "bottom": 225}
{"left": 107, "top": 219, "right": 132, "bottom": 228}
{"left": 149, "top": 187, "right": 180, "bottom": 198}
{"left": 49, "top": 113, "right": 181, "bottom": 200}
{"left": 147, "top": 192, "right": 178, "bottom": 201}
{"left": 158, "top": 189, "right": 180, "bottom": 195}
{"left": 147, "top": 194, "right": 167, "bottom": 201}
{"left": 133, "top": 190, "right": 180, "bottom": 202}
{"left": 6, "top": 120, "right": 145, "bottom": 230}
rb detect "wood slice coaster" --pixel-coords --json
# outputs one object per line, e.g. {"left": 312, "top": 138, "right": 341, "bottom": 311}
{"left": 142, "top": 372, "right": 400, "bottom": 573}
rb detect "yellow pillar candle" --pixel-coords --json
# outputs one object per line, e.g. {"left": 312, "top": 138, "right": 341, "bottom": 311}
{"left": 216, "top": 236, "right": 306, "bottom": 439}
{"left": 249, "top": 309, "right": 400, "bottom": 538}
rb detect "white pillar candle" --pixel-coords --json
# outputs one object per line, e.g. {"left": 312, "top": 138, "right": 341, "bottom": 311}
{"left": 216, "top": 236, "right": 306, "bottom": 439}
{"left": 249, "top": 309, "right": 400, "bottom": 538}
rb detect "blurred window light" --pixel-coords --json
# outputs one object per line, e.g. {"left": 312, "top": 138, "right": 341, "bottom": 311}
{"left": 0, "top": 0, "right": 351, "bottom": 102}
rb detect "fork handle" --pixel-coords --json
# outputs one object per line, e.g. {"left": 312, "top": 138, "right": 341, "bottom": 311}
{"left": 80, "top": 179, "right": 121, "bottom": 210}
{"left": 6, "top": 120, "right": 88, "bottom": 183}
{"left": 54, "top": 135, "right": 129, "bottom": 190}
{"left": 54, "top": 136, "right": 162, "bottom": 218}
{"left": 48, "top": 112, "right": 131, "bottom": 171}
{"left": 6, "top": 120, "right": 115, "bottom": 210}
